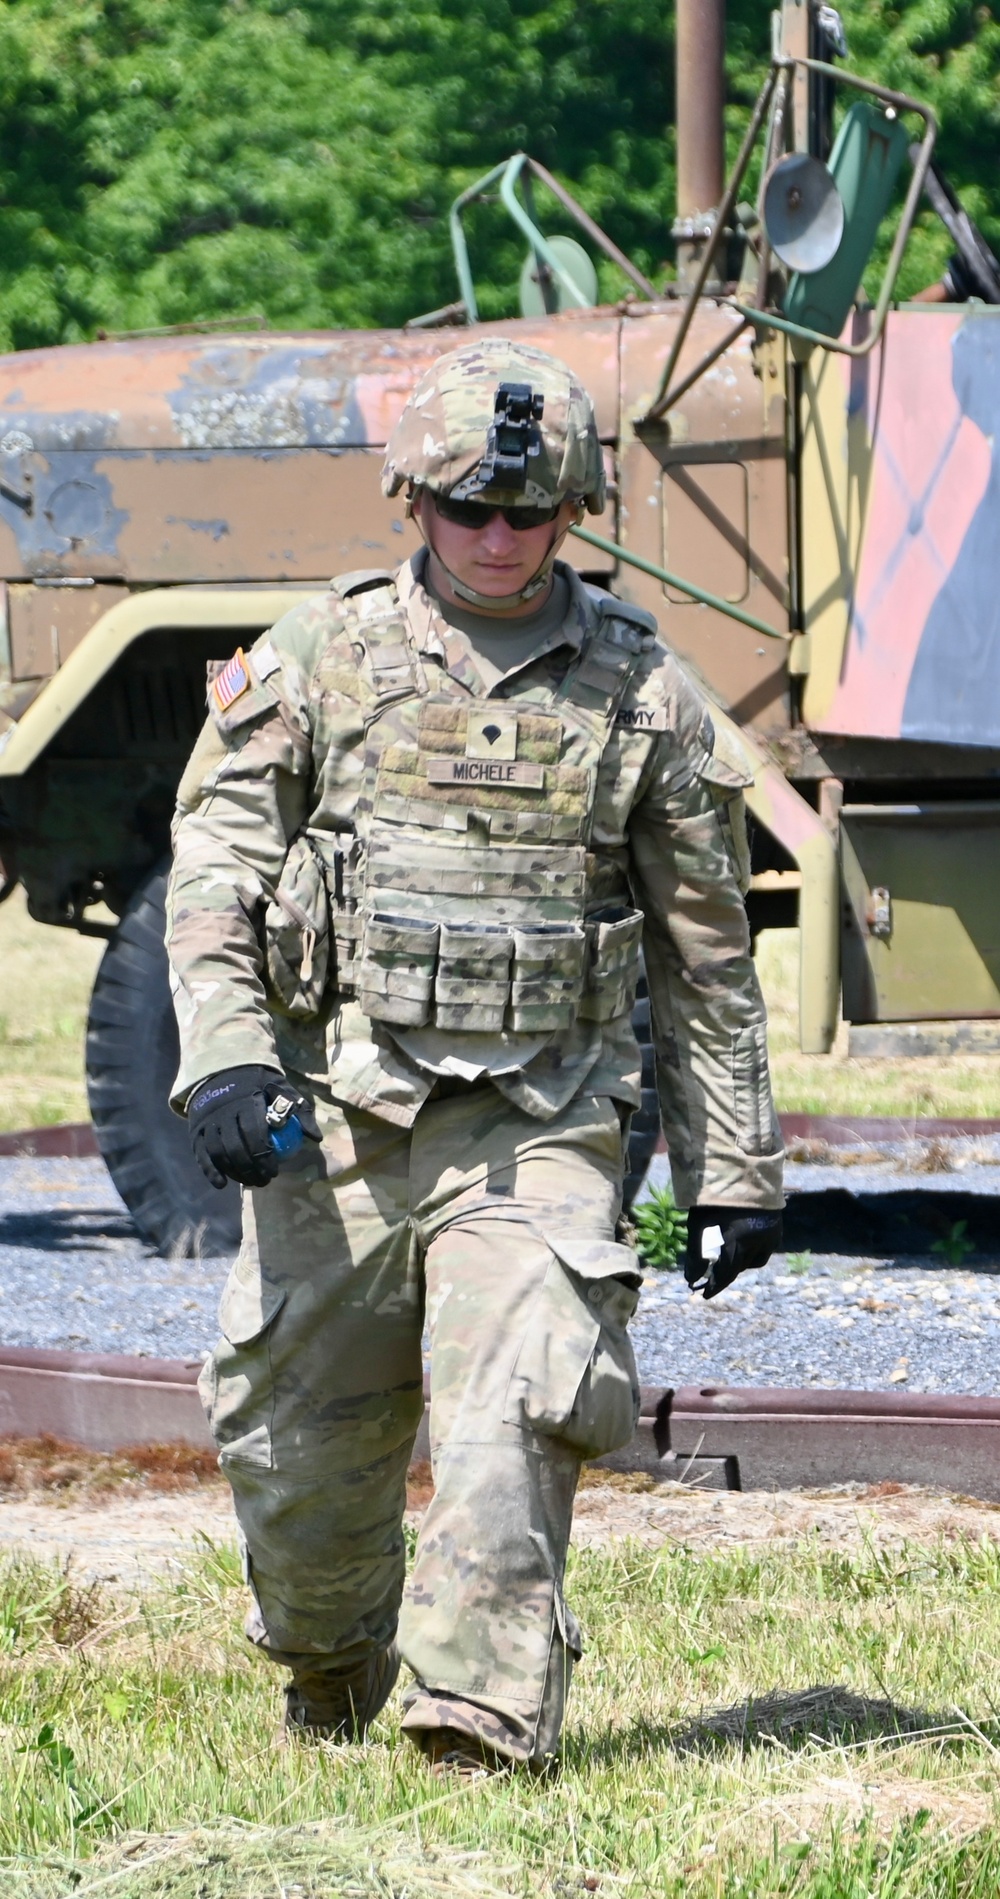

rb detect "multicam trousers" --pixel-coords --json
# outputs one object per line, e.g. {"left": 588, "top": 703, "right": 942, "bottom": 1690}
{"left": 198, "top": 1082, "right": 642, "bottom": 1766}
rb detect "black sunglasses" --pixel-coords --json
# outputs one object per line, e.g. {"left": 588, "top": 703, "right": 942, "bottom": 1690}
{"left": 432, "top": 490, "right": 564, "bottom": 532}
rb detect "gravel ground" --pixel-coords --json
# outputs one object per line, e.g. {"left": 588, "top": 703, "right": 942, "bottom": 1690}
{"left": 3, "top": 1149, "right": 1000, "bottom": 1395}
{"left": 0, "top": 1157, "right": 222, "bottom": 1362}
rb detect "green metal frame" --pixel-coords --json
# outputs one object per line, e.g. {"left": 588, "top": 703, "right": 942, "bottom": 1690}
{"left": 569, "top": 523, "right": 786, "bottom": 641}
{"left": 449, "top": 153, "right": 657, "bottom": 322}
{"left": 645, "top": 57, "right": 937, "bottom": 423}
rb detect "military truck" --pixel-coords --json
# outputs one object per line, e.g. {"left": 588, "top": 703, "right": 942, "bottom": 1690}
{"left": 0, "top": 0, "right": 997, "bottom": 1254}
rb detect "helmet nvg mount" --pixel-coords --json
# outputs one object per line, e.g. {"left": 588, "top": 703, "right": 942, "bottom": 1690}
{"left": 463, "top": 381, "right": 545, "bottom": 499}
{"left": 381, "top": 337, "right": 605, "bottom": 607}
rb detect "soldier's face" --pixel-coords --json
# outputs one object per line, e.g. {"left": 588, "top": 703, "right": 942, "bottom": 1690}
{"left": 415, "top": 490, "right": 577, "bottom": 613}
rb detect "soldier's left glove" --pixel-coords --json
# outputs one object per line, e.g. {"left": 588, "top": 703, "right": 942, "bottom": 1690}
{"left": 684, "top": 1206, "right": 784, "bottom": 1301}
{"left": 187, "top": 1065, "right": 321, "bottom": 1190}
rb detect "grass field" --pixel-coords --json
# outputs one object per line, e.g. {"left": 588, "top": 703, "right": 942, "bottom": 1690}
{"left": 2, "top": 889, "right": 998, "bottom": 1132}
{"left": 0, "top": 890, "right": 103, "bottom": 1133}
{"left": 757, "top": 931, "right": 1000, "bottom": 1122}
{"left": 3, "top": 1532, "right": 1000, "bottom": 1896}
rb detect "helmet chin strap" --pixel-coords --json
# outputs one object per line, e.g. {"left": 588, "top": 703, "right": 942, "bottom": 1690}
{"left": 415, "top": 498, "right": 574, "bottom": 612}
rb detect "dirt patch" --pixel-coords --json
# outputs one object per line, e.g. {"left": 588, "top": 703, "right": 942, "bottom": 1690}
{"left": 569, "top": 1477, "right": 1000, "bottom": 1551}
{"left": 0, "top": 1490, "right": 239, "bottom": 1581}
{"left": 3, "top": 1463, "right": 1000, "bottom": 1584}
{"left": 0, "top": 1447, "right": 440, "bottom": 1580}
{"left": 754, "top": 1771, "right": 993, "bottom": 1846}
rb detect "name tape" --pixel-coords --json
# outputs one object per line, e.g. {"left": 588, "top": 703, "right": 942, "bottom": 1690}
{"left": 615, "top": 706, "right": 668, "bottom": 732}
{"left": 427, "top": 758, "right": 545, "bottom": 789}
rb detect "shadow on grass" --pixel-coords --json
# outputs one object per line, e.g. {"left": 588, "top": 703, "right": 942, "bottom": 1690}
{"left": 672, "top": 1684, "right": 973, "bottom": 1755}
{"left": 568, "top": 1685, "right": 988, "bottom": 1769}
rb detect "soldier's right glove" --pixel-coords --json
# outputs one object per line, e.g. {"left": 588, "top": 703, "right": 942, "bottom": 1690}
{"left": 684, "top": 1206, "right": 784, "bottom": 1300}
{"left": 187, "top": 1065, "right": 321, "bottom": 1190}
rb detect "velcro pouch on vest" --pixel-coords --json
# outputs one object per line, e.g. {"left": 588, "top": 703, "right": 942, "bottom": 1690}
{"left": 264, "top": 834, "right": 331, "bottom": 1018}
{"left": 579, "top": 907, "right": 644, "bottom": 1022}
{"left": 435, "top": 923, "right": 513, "bottom": 1032}
{"left": 509, "top": 924, "right": 587, "bottom": 1032}
{"left": 358, "top": 914, "right": 439, "bottom": 1026}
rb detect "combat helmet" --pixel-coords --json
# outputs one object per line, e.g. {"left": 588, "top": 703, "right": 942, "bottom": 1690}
{"left": 381, "top": 337, "right": 605, "bottom": 607}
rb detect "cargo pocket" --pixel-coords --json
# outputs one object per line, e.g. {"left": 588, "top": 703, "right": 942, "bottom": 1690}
{"left": 579, "top": 908, "right": 644, "bottom": 1023}
{"left": 503, "top": 1233, "right": 641, "bottom": 1459}
{"left": 733, "top": 1020, "right": 781, "bottom": 1156}
{"left": 264, "top": 834, "right": 330, "bottom": 1018}
{"left": 696, "top": 751, "right": 753, "bottom": 894}
{"left": 509, "top": 924, "right": 586, "bottom": 1032}
{"left": 205, "top": 1267, "right": 287, "bottom": 1470}
{"left": 357, "top": 913, "right": 439, "bottom": 1026}
{"left": 435, "top": 923, "right": 513, "bottom": 1032}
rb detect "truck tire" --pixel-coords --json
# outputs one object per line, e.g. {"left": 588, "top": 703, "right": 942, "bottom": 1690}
{"left": 623, "top": 967, "right": 659, "bottom": 1213}
{"left": 86, "top": 865, "right": 241, "bottom": 1258}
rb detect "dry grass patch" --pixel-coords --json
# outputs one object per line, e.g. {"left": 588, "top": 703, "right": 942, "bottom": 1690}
{"left": 7, "top": 1823, "right": 527, "bottom": 1898}
{"left": 756, "top": 1770, "right": 994, "bottom": 1848}
{"left": 0, "top": 1435, "right": 224, "bottom": 1501}
{"left": 0, "top": 1440, "right": 436, "bottom": 1515}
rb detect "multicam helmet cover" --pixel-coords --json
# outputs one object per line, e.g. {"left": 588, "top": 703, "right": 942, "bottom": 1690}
{"left": 381, "top": 337, "right": 606, "bottom": 515}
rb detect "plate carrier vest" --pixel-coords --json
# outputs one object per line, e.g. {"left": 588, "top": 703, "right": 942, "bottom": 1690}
{"left": 268, "top": 570, "right": 658, "bottom": 1035}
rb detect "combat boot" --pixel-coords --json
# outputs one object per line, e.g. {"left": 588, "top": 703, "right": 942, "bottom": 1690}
{"left": 280, "top": 1641, "right": 400, "bottom": 1743}
{"left": 419, "top": 1727, "right": 512, "bottom": 1780}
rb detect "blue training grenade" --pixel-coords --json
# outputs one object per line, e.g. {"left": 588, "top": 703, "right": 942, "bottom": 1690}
{"left": 265, "top": 1091, "right": 306, "bottom": 1163}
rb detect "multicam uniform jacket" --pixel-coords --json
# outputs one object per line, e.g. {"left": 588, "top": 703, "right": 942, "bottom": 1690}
{"left": 167, "top": 552, "right": 784, "bottom": 1209}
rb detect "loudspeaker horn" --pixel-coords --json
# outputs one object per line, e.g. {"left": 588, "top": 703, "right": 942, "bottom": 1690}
{"left": 762, "top": 152, "right": 846, "bottom": 275}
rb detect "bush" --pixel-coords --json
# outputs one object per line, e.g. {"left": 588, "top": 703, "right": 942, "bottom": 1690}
{"left": 634, "top": 1183, "right": 687, "bottom": 1271}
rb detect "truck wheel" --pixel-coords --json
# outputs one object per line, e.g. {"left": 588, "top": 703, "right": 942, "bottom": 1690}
{"left": 623, "top": 967, "right": 659, "bottom": 1213}
{"left": 86, "top": 865, "right": 241, "bottom": 1258}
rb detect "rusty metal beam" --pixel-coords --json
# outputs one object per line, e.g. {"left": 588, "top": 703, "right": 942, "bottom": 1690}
{"left": 662, "top": 1385, "right": 1000, "bottom": 1501}
{"left": 4, "top": 1349, "right": 1000, "bottom": 1501}
{"left": 675, "top": 0, "right": 727, "bottom": 286}
{"left": 0, "top": 1122, "right": 99, "bottom": 1157}
{"left": 0, "top": 1346, "right": 211, "bottom": 1452}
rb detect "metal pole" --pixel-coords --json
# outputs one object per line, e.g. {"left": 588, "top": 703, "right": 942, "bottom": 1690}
{"left": 569, "top": 522, "right": 785, "bottom": 640}
{"left": 674, "top": 0, "right": 726, "bottom": 288}
{"left": 646, "top": 64, "right": 780, "bottom": 421}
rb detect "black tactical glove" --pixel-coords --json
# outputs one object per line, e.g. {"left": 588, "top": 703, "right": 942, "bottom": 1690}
{"left": 187, "top": 1065, "right": 321, "bottom": 1190}
{"left": 684, "top": 1206, "right": 784, "bottom": 1301}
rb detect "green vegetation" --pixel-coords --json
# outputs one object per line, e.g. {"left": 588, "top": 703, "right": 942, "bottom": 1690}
{"left": 0, "top": 0, "right": 995, "bottom": 350}
{"left": 931, "top": 1219, "right": 977, "bottom": 1265}
{"left": 634, "top": 1182, "right": 687, "bottom": 1270}
{"left": 4, "top": 1533, "right": 1000, "bottom": 1893}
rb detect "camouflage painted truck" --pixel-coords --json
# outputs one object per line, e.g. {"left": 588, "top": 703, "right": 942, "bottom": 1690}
{"left": 0, "top": 0, "right": 997, "bottom": 1253}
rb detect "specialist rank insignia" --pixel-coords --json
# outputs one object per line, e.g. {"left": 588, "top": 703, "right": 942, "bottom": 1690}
{"left": 213, "top": 647, "right": 251, "bottom": 712}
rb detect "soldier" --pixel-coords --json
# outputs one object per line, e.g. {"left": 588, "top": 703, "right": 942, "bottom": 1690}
{"left": 166, "top": 337, "right": 784, "bottom": 1776}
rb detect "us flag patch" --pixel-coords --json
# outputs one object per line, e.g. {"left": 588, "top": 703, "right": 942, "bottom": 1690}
{"left": 213, "top": 648, "right": 250, "bottom": 712}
